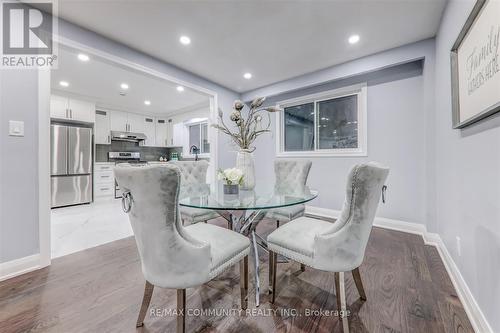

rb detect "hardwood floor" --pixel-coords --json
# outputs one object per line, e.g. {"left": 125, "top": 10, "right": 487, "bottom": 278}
{"left": 0, "top": 218, "right": 473, "bottom": 333}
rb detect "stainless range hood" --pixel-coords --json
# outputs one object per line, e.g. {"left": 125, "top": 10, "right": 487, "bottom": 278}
{"left": 111, "top": 131, "right": 147, "bottom": 142}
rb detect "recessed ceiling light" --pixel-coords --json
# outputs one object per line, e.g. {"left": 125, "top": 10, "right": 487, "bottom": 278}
{"left": 243, "top": 72, "right": 252, "bottom": 79}
{"left": 59, "top": 81, "right": 69, "bottom": 87}
{"left": 120, "top": 83, "right": 129, "bottom": 90}
{"left": 144, "top": 100, "right": 151, "bottom": 106}
{"left": 176, "top": 85, "right": 185, "bottom": 92}
{"left": 179, "top": 36, "right": 191, "bottom": 45}
{"left": 77, "top": 53, "right": 89, "bottom": 62}
{"left": 348, "top": 34, "right": 360, "bottom": 44}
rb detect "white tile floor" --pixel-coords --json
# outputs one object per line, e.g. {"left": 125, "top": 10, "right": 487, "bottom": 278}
{"left": 50, "top": 198, "right": 133, "bottom": 258}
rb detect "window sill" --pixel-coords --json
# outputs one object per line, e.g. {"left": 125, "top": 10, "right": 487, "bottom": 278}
{"left": 276, "top": 150, "right": 367, "bottom": 158}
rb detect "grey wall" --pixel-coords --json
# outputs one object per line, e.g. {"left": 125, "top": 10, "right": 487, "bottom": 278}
{"left": 252, "top": 62, "right": 427, "bottom": 224}
{"left": 434, "top": 0, "right": 500, "bottom": 330}
{"left": 243, "top": 38, "right": 438, "bottom": 230}
{"left": 0, "top": 70, "right": 40, "bottom": 263}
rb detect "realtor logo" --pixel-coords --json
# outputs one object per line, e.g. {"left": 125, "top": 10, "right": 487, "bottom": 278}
{"left": 1, "top": 1, "right": 57, "bottom": 68}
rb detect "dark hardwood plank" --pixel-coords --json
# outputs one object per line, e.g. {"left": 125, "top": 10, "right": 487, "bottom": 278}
{"left": 0, "top": 220, "right": 474, "bottom": 333}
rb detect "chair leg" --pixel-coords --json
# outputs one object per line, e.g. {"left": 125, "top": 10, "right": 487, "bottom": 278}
{"left": 352, "top": 267, "right": 367, "bottom": 301}
{"left": 176, "top": 289, "right": 186, "bottom": 333}
{"left": 300, "top": 263, "right": 306, "bottom": 272}
{"left": 136, "top": 281, "right": 154, "bottom": 327}
{"left": 334, "top": 272, "right": 346, "bottom": 321}
{"left": 268, "top": 251, "right": 274, "bottom": 295}
{"left": 269, "top": 251, "right": 277, "bottom": 303}
{"left": 240, "top": 256, "right": 248, "bottom": 310}
{"left": 276, "top": 220, "right": 280, "bottom": 228}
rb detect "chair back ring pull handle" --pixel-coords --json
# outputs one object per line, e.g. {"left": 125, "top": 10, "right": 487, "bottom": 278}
{"left": 122, "top": 191, "right": 132, "bottom": 213}
{"left": 382, "top": 185, "right": 387, "bottom": 204}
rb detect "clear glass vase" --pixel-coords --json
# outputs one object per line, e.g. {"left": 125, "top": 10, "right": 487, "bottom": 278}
{"left": 236, "top": 149, "right": 255, "bottom": 190}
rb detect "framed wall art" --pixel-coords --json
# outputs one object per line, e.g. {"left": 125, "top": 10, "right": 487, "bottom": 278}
{"left": 451, "top": 0, "right": 500, "bottom": 128}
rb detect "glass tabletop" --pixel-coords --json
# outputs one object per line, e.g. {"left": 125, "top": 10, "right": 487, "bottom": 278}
{"left": 179, "top": 184, "right": 318, "bottom": 211}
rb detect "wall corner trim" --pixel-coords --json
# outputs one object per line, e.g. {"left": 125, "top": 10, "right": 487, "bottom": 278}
{"left": 305, "top": 205, "right": 493, "bottom": 333}
{"left": 0, "top": 254, "right": 42, "bottom": 282}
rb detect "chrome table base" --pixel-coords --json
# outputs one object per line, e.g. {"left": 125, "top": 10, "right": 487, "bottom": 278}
{"left": 217, "top": 210, "right": 267, "bottom": 306}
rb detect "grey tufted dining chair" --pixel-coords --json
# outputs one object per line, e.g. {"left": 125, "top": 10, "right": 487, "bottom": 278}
{"left": 170, "top": 160, "right": 219, "bottom": 225}
{"left": 267, "top": 162, "right": 389, "bottom": 320}
{"left": 266, "top": 159, "right": 312, "bottom": 228}
{"left": 114, "top": 164, "right": 250, "bottom": 332}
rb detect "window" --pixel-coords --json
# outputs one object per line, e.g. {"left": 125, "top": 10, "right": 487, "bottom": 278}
{"left": 188, "top": 121, "right": 210, "bottom": 154}
{"left": 276, "top": 84, "right": 367, "bottom": 157}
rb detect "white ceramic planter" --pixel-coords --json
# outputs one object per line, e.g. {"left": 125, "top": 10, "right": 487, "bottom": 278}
{"left": 236, "top": 150, "right": 255, "bottom": 190}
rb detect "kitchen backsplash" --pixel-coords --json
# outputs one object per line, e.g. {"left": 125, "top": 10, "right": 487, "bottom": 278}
{"left": 95, "top": 141, "right": 183, "bottom": 162}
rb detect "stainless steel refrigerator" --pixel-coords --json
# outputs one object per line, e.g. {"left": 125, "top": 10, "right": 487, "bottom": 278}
{"left": 51, "top": 124, "right": 92, "bottom": 208}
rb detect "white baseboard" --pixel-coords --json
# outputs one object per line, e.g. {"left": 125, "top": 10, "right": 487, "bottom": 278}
{"left": 305, "top": 205, "right": 493, "bottom": 333}
{"left": 0, "top": 254, "right": 41, "bottom": 282}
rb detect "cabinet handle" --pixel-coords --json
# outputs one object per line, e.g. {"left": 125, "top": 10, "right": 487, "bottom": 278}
{"left": 100, "top": 188, "right": 110, "bottom": 191}
{"left": 101, "top": 167, "right": 110, "bottom": 170}
{"left": 101, "top": 175, "right": 110, "bottom": 178}
{"left": 108, "top": 135, "right": 110, "bottom": 143}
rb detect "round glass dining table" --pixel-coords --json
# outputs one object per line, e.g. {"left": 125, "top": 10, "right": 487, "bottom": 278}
{"left": 179, "top": 184, "right": 318, "bottom": 306}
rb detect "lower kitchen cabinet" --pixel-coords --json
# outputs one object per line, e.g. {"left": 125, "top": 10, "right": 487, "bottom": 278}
{"left": 94, "top": 163, "right": 115, "bottom": 199}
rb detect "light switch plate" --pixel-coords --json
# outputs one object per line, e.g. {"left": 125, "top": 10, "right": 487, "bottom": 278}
{"left": 9, "top": 120, "right": 24, "bottom": 137}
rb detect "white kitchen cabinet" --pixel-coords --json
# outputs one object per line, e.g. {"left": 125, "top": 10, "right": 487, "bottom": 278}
{"left": 50, "top": 95, "right": 68, "bottom": 119}
{"left": 127, "top": 113, "right": 145, "bottom": 133}
{"left": 50, "top": 95, "right": 95, "bottom": 122}
{"left": 109, "top": 110, "right": 129, "bottom": 132}
{"left": 94, "top": 163, "right": 115, "bottom": 199}
{"left": 155, "top": 117, "right": 168, "bottom": 147}
{"left": 95, "top": 110, "right": 111, "bottom": 144}
{"left": 68, "top": 99, "right": 95, "bottom": 122}
{"left": 166, "top": 119, "right": 174, "bottom": 147}
{"left": 109, "top": 111, "right": 146, "bottom": 134}
{"left": 143, "top": 116, "right": 156, "bottom": 146}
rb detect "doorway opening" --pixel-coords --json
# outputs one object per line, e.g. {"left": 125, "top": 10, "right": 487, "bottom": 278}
{"left": 41, "top": 42, "right": 218, "bottom": 260}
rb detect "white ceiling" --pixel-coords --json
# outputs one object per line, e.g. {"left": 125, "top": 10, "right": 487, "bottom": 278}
{"left": 51, "top": 46, "right": 209, "bottom": 116}
{"left": 55, "top": 0, "right": 447, "bottom": 93}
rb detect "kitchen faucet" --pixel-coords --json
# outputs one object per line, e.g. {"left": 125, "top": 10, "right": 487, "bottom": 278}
{"left": 190, "top": 145, "right": 200, "bottom": 161}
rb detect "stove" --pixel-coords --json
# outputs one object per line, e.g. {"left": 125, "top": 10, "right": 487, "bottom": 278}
{"left": 108, "top": 152, "right": 148, "bottom": 198}
{"left": 108, "top": 151, "right": 141, "bottom": 161}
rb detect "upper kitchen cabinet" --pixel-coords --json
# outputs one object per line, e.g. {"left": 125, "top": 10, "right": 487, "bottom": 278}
{"left": 109, "top": 110, "right": 145, "bottom": 133}
{"left": 50, "top": 95, "right": 68, "bottom": 119}
{"left": 166, "top": 119, "right": 174, "bottom": 147}
{"left": 50, "top": 95, "right": 95, "bottom": 123}
{"left": 127, "top": 113, "right": 145, "bottom": 133}
{"left": 155, "top": 117, "right": 169, "bottom": 147}
{"left": 95, "top": 110, "right": 111, "bottom": 145}
{"left": 143, "top": 116, "right": 156, "bottom": 146}
{"left": 109, "top": 110, "right": 128, "bottom": 132}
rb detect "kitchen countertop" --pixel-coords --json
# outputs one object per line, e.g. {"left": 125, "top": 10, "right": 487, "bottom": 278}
{"left": 94, "top": 159, "right": 209, "bottom": 164}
